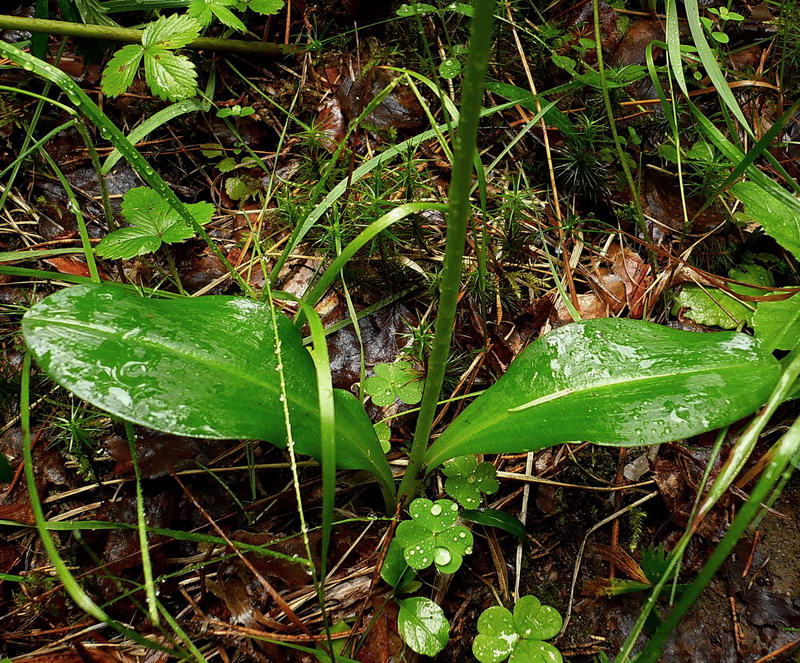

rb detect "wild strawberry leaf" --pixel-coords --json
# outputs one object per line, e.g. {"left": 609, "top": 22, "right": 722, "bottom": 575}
{"left": 144, "top": 49, "right": 198, "bottom": 101}
{"left": 96, "top": 187, "right": 212, "bottom": 259}
{"left": 248, "top": 0, "right": 285, "bottom": 15}
{"left": 101, "top": 44, "right": 144, "bottom": 98}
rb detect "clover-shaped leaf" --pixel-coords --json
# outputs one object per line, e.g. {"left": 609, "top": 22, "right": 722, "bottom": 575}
{"left": 472, "top": 596, "right": 563, "bottom": 663}
{"left": 363, "top": 361, "right": 423, "bottom": 407}
{"left": 443, "top": 455, "right": 499, "bottom": 508}
{"left": 395, "top": 498, "right": 473, "bottom": 574}
{"left": 374, "top": 422, "right": 391, "bottom": 454}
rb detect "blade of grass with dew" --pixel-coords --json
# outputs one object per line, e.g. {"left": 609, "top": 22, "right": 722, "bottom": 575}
{"left": 20, "top": 353, "right": 181, "bottom": 656}
{"left": 637, "top": 409, "right": 800, "bottom": 662}
{"left": 0, "top": 265, "right": 185, "bottom": 296}
{"left": 297, "top": 202, "right": 448, "bottom": 319}
{"left": 0, "top": 248, "right": 90, "bottom": 263}
{"left": 102, "top": 98, "right": 210, "bottom": 173}
{"left": 0, "top": 41, "right": 255, "bottom": 296}
{"left": 124, "top": 422, "right": 158, "bottom": 625}
{"left": 263, "top": 279, "right": 337, "bottom": 654}
{"left": 397, "top": 0, "right": 497, "bottom": 502}
{"left": 613, "top": 350, "right": 800, "bottom": 662}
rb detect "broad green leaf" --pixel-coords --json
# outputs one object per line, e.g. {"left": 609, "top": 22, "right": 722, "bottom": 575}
{"left": 397, "top": 597, "right": 449, "bottom": 656}
{"left": 248, "top": 0, "right": 285, "bottom": 14}
{"left": 460, "top": 509, "right": 527, "bottom": 540}
{"left": 374, "top": 421, "right": 391, "bottom": 453}
{"left": 96, "top": 187, "right": 212, "bottom": 259}
{"left": 672, "top": 264, "right": 772, "bottom": 329}
{"left": 142, "top": 14, "right": 201, "bottom": 50}
{"left": 473, "top": 607, "right": 517, "bottom": 663}
{"left": 144, "top": 50, "right": 198, "bottom": 101}
{"left": 753, "top": 294, "right": 800, "bottom": 351}
{"left": 425, "top": 319, "right": 780, "bottom": 469}
{"left": 22, "top": 284, "right": 393, "bottom": 495}
{"left": 733, "top": 182, "right": 800, "bottom": 260}
{"left": 101, "top": 45, "right": 144, "bottom": 98}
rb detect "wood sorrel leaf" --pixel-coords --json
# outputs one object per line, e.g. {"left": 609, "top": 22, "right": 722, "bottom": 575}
{"left": 22, "top": 284, "right": 393, "bottom": 493}
{"left": 425, "top": 319, "right": 780, "bottom": 469}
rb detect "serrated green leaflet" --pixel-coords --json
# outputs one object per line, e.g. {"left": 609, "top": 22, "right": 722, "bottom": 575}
{"left": 188, "top": 0, "right": 246, "bottom": 30}
{"left": 22, "top": 284, "right": 394, "bottom": 501}
{"left": 96, "top": 187, "right": 212, "bottom": 259}
{"left": 425, "top": 319, "right": 780, "bottom": 469}
{"left": 397, "top": 597, "right": 449, "bottom": 656}
{"left": 144, "top": 50, "right": 197, "bottom": 101}
{"left": 102, "top": 45, "right": 144, "bottom": 97}
{"left": 247, "top": 0, "right": 285, "bottom": 15}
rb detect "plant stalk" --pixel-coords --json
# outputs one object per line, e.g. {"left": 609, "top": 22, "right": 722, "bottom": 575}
{"left": 396, "top": 0, "right": 496, "bottom": 502}
{"left": 0, "top": 15, "right": 296, "bottom": 57}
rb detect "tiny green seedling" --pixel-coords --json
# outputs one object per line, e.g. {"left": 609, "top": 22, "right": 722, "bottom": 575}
{"left": 217, "top": 104, "right": 255, "bottom": 118}
{"left": 442, "top": 455, "right": 499, "bottom": 508}
{"left": 472, "top": 596, "right": 563, "bottom": 663}
{"left": 395, "top": 498, "right": 473, "bottom": 574}
{"left": 700, "top": 6, "right": 745, "bottom": 44}
{"left": 363, "top": 361, "right": 423, "bottom": 407}
{"left": 96, "top": 187, "right": 214, "bottom": 259}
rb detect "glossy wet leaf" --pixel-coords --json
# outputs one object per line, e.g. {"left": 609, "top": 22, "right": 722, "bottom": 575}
{"left": 753, "top": 294, "right": 800, "bottom": 352}
{"left": 473, "top": 597, "right": 563, "bottom": 663}
{"left": 363, "top": 361, "right": 423, "bottom": 407}
{"left": 374, "top": 421, "right": 391, "bottom": 453}
{"left": 514, "top": 596, "right": 561, "bottom": 640}
{"left": 425, "top": 319, "right": 781, "bottom": 469}
{"left": 380, "top": 538, "right": 416, "bottom": 591}
{"left": 442, "top": 455, "right": 498, "bottom": 508}
{"left": 732, "top": 182, "right": 800, "bottom": 260}
{"left": 395, "top": 498, "right": 473, "bottom": 573}
{"left": 22, "top": 284, "right": 393, "bottom": 493}
{"left": 460, "top": 508, "right": 527, "bottom": 540}
{"left": 248, "top": 0, "right": 285, "bottom": 14}
{"left": 439, "top": 58, "right": 462, "bottom": 79}
{"left": 397, "top": 597, "right": 449, "bottom": 656}
{"left": 96, "top": 187, "right": 212, "bottom": 259}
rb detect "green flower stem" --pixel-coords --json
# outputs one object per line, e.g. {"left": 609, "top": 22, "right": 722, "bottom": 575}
{"left": 397, "top": 0, "right": 496, "bottom": 502}
{"left": 0, "top": 15, "right": 296, "bottom": 57}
